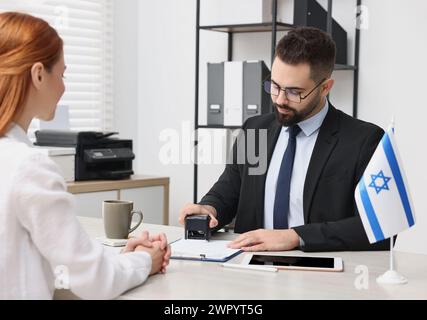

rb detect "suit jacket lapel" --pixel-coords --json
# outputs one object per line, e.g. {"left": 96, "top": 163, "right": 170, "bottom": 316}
{"left": 303, "top": 105, "right": 340, "bottom": 223}
{"left": 254, "top": 117, "right": 282, "bottom": 228}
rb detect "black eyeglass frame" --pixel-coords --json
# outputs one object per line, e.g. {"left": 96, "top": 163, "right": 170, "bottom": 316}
{"left": 263, "top": 77, "right": 327, "bottom": 103}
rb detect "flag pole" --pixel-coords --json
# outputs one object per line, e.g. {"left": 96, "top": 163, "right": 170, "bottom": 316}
{"left": 376, "top": 236, "right": 408, "bottom": 285}
{"left": 376, "top": 118, "right": 408, "bottom": 284}
{"left": 356, "top": 117, "right": 414, "bottom": 285}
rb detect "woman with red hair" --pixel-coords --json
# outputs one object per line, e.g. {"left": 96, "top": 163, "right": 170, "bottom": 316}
{"left": 0, "top": 12, "right": 170, "bottom": 300}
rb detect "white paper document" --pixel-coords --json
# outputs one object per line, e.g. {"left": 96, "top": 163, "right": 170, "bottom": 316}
{"left": 171, "top": 239, "right": 242, "bottom": 262}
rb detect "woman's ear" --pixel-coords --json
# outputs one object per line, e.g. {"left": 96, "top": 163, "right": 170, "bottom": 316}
{"left": 31, "top": 62, "right": 45, "bottom": 90}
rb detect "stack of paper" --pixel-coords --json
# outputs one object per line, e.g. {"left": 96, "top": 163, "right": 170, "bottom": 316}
{"left": 171, "top": 239, "right": 242, "bottom": 262}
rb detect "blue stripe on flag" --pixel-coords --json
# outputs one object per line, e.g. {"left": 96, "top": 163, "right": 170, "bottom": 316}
{"left": 359, "top": 178, "right": 385, "bottom": 241}
{"left": 382, "top": 133, "right": 415, "bottom": 227}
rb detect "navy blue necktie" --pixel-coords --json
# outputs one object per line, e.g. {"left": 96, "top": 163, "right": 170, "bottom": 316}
{"left": 273, "top": 125, "right": 301, "bottom": 229}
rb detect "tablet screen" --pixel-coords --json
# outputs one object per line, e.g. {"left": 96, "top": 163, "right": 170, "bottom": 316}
{"left": 249, "top": 255, "right": 335, "bottom": 269}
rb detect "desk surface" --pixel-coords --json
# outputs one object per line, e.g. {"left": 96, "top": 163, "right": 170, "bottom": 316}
{"left": 78, "top": 217, "right": 427, "bottom": 300}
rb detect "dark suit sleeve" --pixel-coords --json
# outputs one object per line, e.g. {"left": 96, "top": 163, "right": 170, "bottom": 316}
{"left": 198, "top": 126, "right": 245, "bottom": 229}
{"left": 293, "top": 127, "right": 391, "bottom": 252}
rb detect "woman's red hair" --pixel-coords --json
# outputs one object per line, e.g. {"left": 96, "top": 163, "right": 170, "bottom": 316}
{"left": 0, "top": 12, "right": 63, "bottom": 136}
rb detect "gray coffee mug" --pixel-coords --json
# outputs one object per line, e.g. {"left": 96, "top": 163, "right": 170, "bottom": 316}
{"left": 103, "top": 200, "right": 143, "bottom": 239}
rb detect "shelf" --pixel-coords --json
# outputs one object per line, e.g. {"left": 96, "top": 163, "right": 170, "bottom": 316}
{"left": 194, "top": 0, "right": 361, "bottom": 203}
{"left": 197, "top": 125, "right": 242, "bottom": 130}
{"left": 334, "top": 64, "right": 357, "bottom": 71}
{"left": 199, "top": 22, "right": 295, "bottom": 33}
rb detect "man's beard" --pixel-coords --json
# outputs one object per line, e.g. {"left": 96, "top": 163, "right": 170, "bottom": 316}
{"left": 274, "top": 93, "right": 323, "bottom": 127}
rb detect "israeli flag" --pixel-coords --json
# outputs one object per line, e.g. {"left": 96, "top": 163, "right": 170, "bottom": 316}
{"left": 355, "top": 127, "right": 415, "bottom": 244}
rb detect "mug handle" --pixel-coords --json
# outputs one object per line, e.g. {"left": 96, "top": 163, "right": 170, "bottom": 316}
{"left": 129, "top": 210, "right": 143, "bottom": 234}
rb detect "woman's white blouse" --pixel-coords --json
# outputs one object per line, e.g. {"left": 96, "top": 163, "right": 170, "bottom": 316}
{"left": 0, "top": 124, "right": 152, "bottom": 299}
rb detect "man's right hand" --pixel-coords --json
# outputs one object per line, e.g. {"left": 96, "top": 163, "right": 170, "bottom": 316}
{"left": 178, "top": 203, "right": 219, "bottom": 229}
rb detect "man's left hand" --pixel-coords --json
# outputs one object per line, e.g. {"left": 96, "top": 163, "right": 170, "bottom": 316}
{"left": 228, "top": 229, "right": 300, "bottom": 251}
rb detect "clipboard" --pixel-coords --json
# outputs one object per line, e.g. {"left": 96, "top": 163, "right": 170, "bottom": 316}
{"left": 170, "top": 239, "right": 242, "bottom": 262}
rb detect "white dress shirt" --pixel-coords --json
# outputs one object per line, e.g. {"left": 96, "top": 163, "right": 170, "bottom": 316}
{"left": 0, "top": 124, "right": 152, "bottom": 300}
{"left": 264, "top": 100, "right": 329, "bottom": 230}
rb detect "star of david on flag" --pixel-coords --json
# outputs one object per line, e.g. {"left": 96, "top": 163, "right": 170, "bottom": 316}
{"left": 355, "top": 127, "right": 416, "bottom": 244}
{"left": 369, "top": 170, "right": 391, "bottom": 194}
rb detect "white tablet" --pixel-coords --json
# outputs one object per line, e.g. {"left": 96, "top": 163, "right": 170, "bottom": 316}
{"left": 242, "top": 254, "right": 344, "bottom": 272}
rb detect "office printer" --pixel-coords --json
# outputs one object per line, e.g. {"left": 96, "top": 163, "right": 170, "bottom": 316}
{"left": 34, "top": 130, "right": 135, "bottom": 181}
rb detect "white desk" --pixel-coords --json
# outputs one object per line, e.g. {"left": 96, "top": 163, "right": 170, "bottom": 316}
{"left": 72, "top": 217, "right": 427, "bottom": 300}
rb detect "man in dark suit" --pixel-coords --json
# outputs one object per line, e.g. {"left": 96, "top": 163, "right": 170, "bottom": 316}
{"left": 179, "top": 27, "right": 389, "bottom": 252}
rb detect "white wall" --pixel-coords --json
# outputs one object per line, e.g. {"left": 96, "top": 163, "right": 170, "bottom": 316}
{"left": 358, "top": 0, "right": 427, "bottom": 254}
{"left": 114, "top": 0, "right": 427, "bottom": 254}
{"left": 136, "top": 0, "right": 196, "bottom": 226}
{"left": 114, "top": 0, "right": 199, "bottom": 227}
{"left": 113, "top": 0, "right": 139, "bottom": 153}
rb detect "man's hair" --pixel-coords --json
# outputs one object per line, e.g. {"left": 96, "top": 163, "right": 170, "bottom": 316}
{"left": 275, "top": 27, "right": 336, "bottom": 81}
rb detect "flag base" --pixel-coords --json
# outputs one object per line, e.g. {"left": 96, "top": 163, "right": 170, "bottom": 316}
{"left": 376, "top": 270, "right": 408, "bottom": 285}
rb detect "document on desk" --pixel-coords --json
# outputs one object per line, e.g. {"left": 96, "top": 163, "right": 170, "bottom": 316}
{"left": 170, "top": 239, "right": 242, "bottom": 262}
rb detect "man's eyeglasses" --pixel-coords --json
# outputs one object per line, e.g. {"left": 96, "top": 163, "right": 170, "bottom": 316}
{"left": 263, "top": 77, "right": 327, "bottom": 103}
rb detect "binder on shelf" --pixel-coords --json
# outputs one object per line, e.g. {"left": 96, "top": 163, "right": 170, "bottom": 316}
{"left": 224, "top": 61, "right": 244, "bottom": 127}
{"left": 207, "top": 62, "right": 224, "bottom": 126}
{"left": 207, "top": 60, "right": 271, "bottom": 127}
{"left": 331, "top": 19, "right": 348, "bottom": 65}
{"left": 243, "top": 60, "right": 271, "bottom": 123}
{"left": 294, "top": 0, "right": 348, "bottom": 65}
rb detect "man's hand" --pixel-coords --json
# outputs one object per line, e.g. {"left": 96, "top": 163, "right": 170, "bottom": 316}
{"left": 178, "top": 203, "right": 218, "bottom": 228}
{"left": 228, "top": 229, "right": 301, "bottom": 251}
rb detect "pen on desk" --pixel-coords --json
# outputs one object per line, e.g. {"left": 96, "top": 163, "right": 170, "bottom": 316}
{"left": 222, "top": 263, "right": 278, "bottom": 272}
